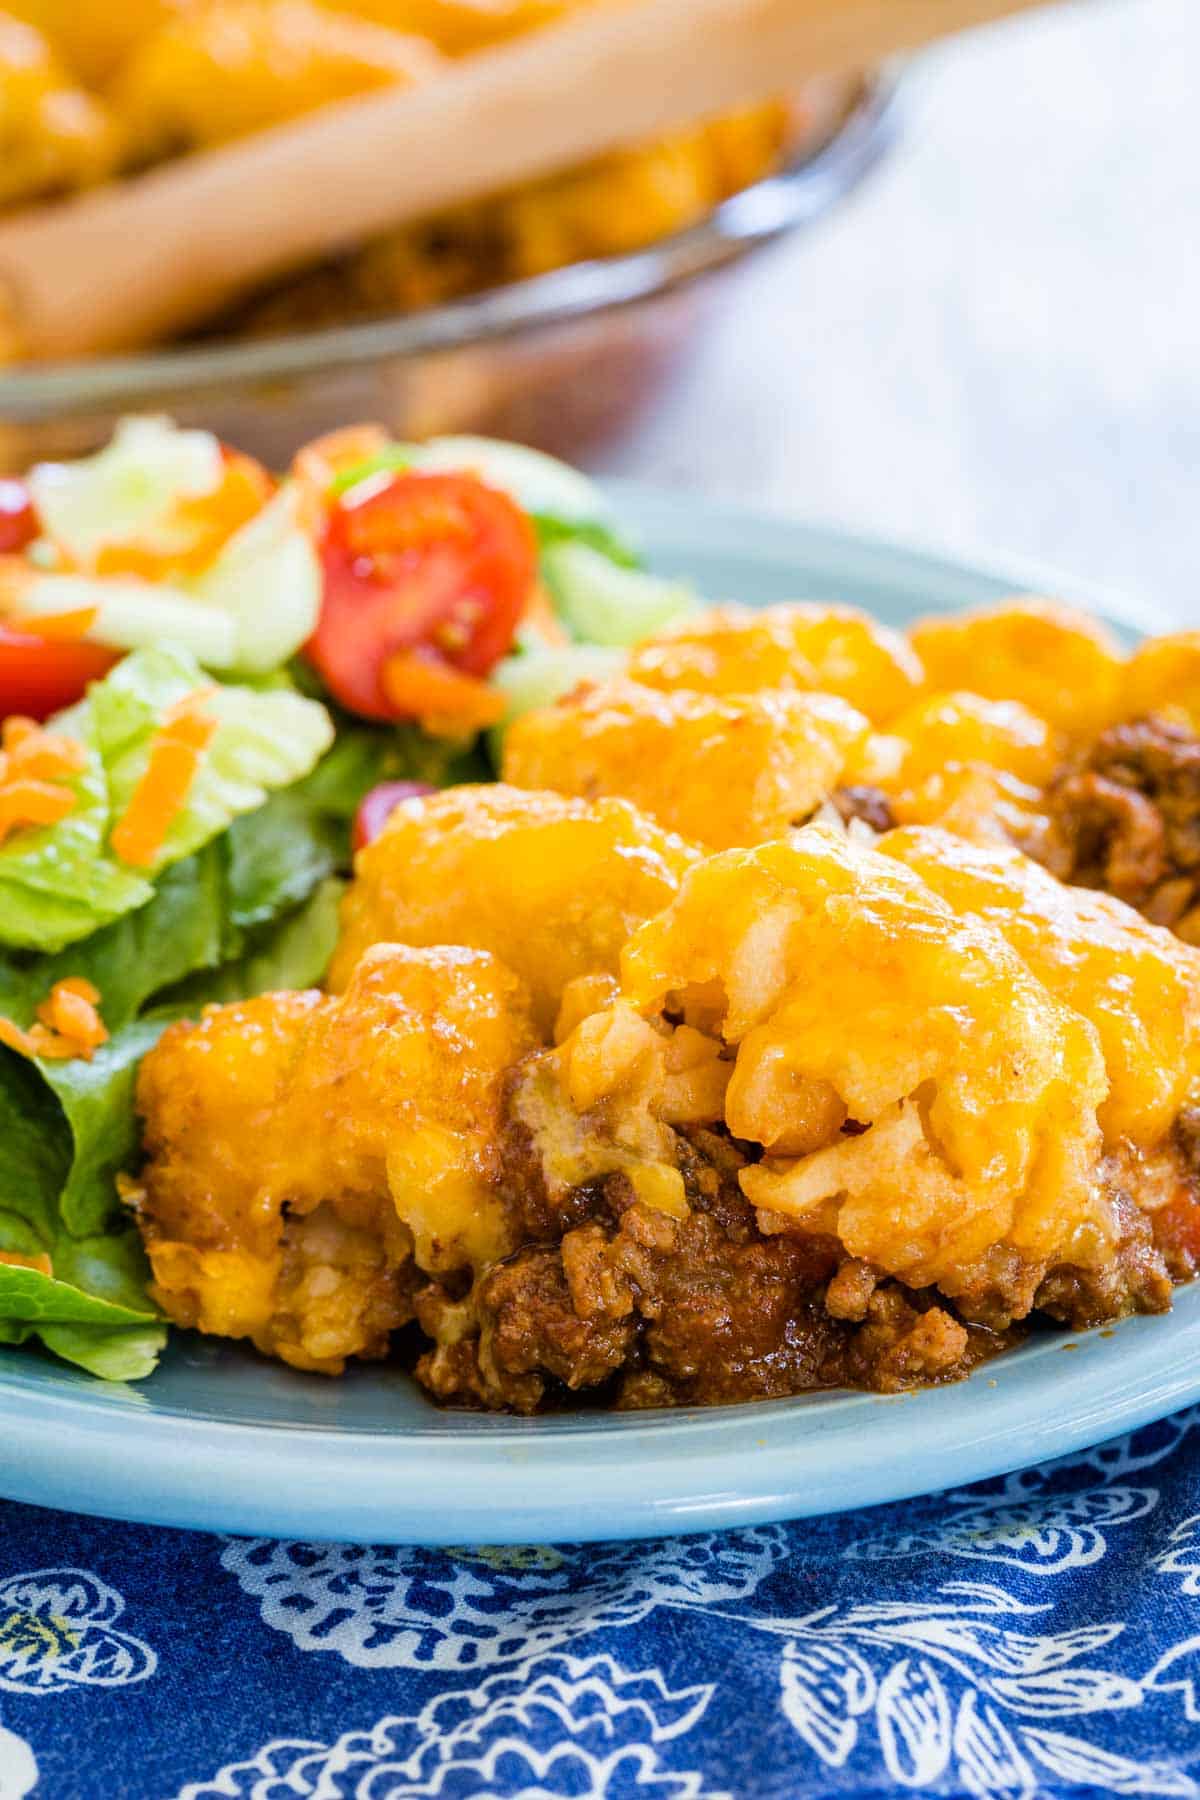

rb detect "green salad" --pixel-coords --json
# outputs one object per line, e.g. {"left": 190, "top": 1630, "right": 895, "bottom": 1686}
{"left": 0, "top": 419, "right": 695, "bottom": 1379}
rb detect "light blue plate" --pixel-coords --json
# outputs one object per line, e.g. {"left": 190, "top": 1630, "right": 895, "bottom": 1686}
{"left": 0, "top": 488, "right": 1186, "bottom": 1546}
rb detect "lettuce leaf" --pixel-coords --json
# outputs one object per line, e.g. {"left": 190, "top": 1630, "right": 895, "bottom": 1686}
{"left": 0, "top": 717, "right": 152, "bottom": 954}
{"left": 154, "top": 876, "right": 343, "bottom": 1011}
{"left": 14, "top": 571, "right": 238, "bottom": 668}
{"left": 531, "top": 514, "right": 639, "bottom": 568}
{"left": 89, "top": 646, "right": 334, "bottom": 874}
{"left": 0, "top": 1047, "right": 165, "bottom": 1380}
{"left": 43, "top": 1022, "right": 169, "bottom": 1238}
{"left": 0, "top": 663, "right": 478, "bottom": 1380}
{"left": 35, "top": 1323, "right": 165, "bottom": 1381}
{"left": 291, "top": 719, "right": 488, "bottom": 824}
{"left": 29, "top": 417, "right": 224, "bottom": 568}
{"left": 0, "top": 1258, "right": 155, "bottom": 1327}
{"left": 187, "top": 483, "right": 321, "bottom": 675}
{"left": 224, "top": 793, "right": 342, "bottom": 930}
{"left": 0, "top": 649, "right": 333, "bottom": 954}
{"left": 0, "top": 1050, "right": 68, "bottom": 1249}
{"left": 0, "top": 847, "right": 228, "bottom": 1034}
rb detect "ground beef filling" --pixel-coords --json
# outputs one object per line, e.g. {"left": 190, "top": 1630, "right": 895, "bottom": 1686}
{"left": 1040, "top": 716, "right": 1200, "bottom": 938}
{"left": 415, "top": 1125, "right": 1008, "bottom": 1412}
{"left": 411, "top": 1110, "right": 1200, "bottom": 1413}
{"left": 831, "top": 785, "right": 898, "bottom": 833}
{"left": 1151, "top": 1108, "right": 1200, "bottom": 1285}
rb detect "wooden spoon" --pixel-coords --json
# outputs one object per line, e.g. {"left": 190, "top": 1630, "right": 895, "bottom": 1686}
{"left": 0, "top": 0, "right": 1062, "bottom": 363}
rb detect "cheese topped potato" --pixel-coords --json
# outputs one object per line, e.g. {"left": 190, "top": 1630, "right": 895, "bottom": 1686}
{"left": 908, "top": 599, "right": 1125, "bottom": 739}
{"left": 135, "top": 942, "right": 536, "bottom": 1370}
{"left": 1122, "top": 632, "right": 1200, "bottom": 733}
{"left": 114, "top": 0, "right": 442, "bottom": 159}
{"left": 880, "top": 826, "right": 1200, "bottom": 1147}
{"left": 866, "top": 689, "right": 1063, "bottom": 849}
{"left": 502, "top": 680, "right": 871, "bottom": 850}
{"left": 619, "top": 824, "right": 1112, "bottom": 1297}
{"left": 2, "top": 0, "right": 189, "bottom": 85}
{"left": 627, "top": 601, "right": 924, "bottom": 724}
{"left": 0, "top": 12, "right": 117, "bottom": 208}
{"left": 884, "top": 690, "right": 1061, "bottom": 795}
{"left": 329, "top": 783, "right": 699, "bottom": 1034}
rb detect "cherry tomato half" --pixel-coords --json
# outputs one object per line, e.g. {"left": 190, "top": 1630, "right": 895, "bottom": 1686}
{"left": 0, "top": 625, "right": 119, "bottom": 721}
{"left": 306, "top": 470, "right": 536, "bottom": 722}
{"left": 0, "top": 481, "right": 37, "bottom": 555}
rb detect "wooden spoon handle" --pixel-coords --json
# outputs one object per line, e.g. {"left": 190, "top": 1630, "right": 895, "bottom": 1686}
{"left": 0, "top": 0, "right": 1058, "bottom": 362}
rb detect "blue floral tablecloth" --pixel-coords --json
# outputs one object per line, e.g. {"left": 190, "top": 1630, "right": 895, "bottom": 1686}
{"left": 6, "top": 1410, "right": 1200, "bottom": 1799}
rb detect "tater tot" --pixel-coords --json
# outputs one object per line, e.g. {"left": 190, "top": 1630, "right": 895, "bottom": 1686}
{"left": 502, "top": 679, "right": 871, "bottom": 850}
{"left": 629, "top": 601, "right": 923, "bottom": 723}
{"left": 330, "top": 782, "right": 699, "bottom": 1034}
{"left": 909, "top": 599, "right": 1124, "bottom": 738}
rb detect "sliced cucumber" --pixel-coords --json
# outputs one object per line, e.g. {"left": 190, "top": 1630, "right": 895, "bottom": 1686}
{"left": 188, "top": 483, "right": 320, "bottom": 674}
{"left": 412, "top": 436, "right": 612, "bottom": 525}
{"left": 29, "top": 417, "right": 224, "bottom": 567}
{"left": 543, "top": 541, "right": 696, "bottom": 647}
{"left": 11, "top": 572, "right": 237, "bottom": 667}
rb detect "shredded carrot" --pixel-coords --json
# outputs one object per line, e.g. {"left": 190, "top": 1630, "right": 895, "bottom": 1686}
{"left": 94, "top": 451, "right": 275, "bottom": 579}
{"left": 0, "top": 718, "right": 89, "bottom": 842}
{"left": 1, "top": 717, "right": 36, "bottom": 750}
{"left": 52, "top": 975, "right": 101, "bottom": 1003}
{"left": 37, "top": 978, "right": 107, "bottom": 1053}
{"left": 0, "top": 977, "right": 108, "bottom": 1064}
{"left": 21, "top": 607, "right": 98, "bottom": 642}
{"left": 0, "top": 1249, "right": 53, "bottom": 1277}
{"left": 2, "top": 716, "right": 88, "bottom": 766}
{"left": 0, "top": 1017, "right": 34, "bottom": 1057}
{"left": 109, "top": 691, "right": 217, "bottom": 869}
{"left": 381, "top": 649, "right": 505, "bottom": 736}
{"left": 0, "top": 779, "right": 77, "bottom": 843}
{"left": 1, "top": 716, "right": 88, "bottom": 780}
{"left": 162, "top": 684, "right": 217, "bottom": 726}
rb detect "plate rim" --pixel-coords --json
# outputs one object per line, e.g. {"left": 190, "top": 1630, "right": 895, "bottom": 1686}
{"left": 0, "top": 488, "right": 1181, "bottom": 1544}
{"left": 4, "top": 1303, "right": 1199, "bottom": 1543}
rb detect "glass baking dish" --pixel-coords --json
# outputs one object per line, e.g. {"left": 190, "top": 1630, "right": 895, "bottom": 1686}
{"left": 0, "top": 73, "right": 897, "bottom": 470}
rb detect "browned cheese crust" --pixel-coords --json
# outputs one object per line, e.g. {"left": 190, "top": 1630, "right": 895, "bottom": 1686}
{"left": 129, "top": 606, "right": 1200, "bottom": 1412}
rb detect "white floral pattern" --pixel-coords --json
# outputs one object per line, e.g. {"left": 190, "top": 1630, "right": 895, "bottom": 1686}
{"left": 1154, "top": 1514, "right": 1200, "bottom": 1598}
{"left": 0, "top": 1569, "right": 155, "bottom": 1694}
{"left": 0, "top": 1725, "right": 35, "bottom": 1800}
{"left": 206, "top": 1413, "right": 1200, "bottom": 1797}
{"left": 177, "top": 1654, "right": 724, "bottom": 1799}
{"left": 8, "top": 1411, "right": 1200, "bottom": 1795}
{"left": 843, "top": 1484, "right": 1157, "bottom": 1574}
{"left": 0, "top": 1566, "right": 154, "bottom": 1800}
{"left": 218, "top": 1529, "right": 788, "bottom": 1670}
{"left": 775, "top": 1580, "right": 1199, "bottom": 1796}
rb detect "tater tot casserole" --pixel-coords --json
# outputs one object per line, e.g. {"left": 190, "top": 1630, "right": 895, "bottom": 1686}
{"left": 0, "top": 0, "right": 815, "bottom": 352}
{"left": 5, "top": 420, "right": 1199, "bottom": 1409}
